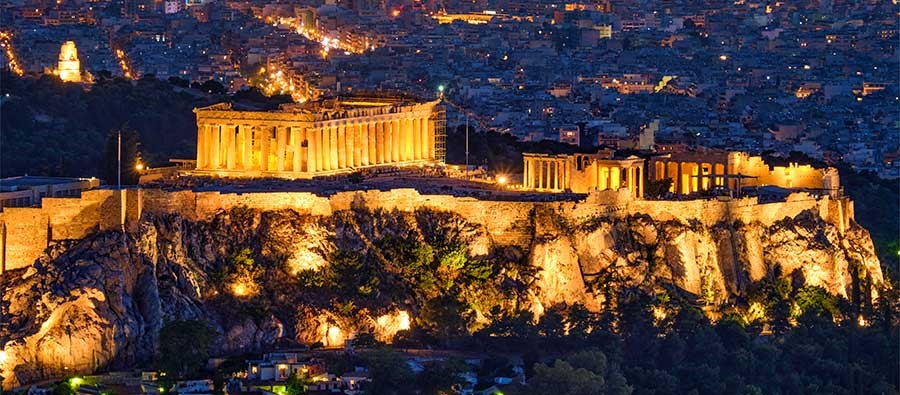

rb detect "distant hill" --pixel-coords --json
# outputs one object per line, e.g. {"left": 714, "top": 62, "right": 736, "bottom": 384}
{"left": 0, "top": 72, "right": 291, "bottom": 179}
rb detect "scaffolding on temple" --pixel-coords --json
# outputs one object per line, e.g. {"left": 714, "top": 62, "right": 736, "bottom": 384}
{"left": 431, "top": 105, "right": 447, "bottom": 163}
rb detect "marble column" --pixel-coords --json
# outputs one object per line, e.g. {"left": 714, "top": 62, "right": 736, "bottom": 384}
{"left": 336, "top": 124, "right": 346, "bottom": 169}
{"left": 412, "top": 117, "right": 422, "bottom": 160}
{"left": 196, "top": 124, "right": 206, "bottom": 168}
{"left": 398, "top": 119, "right": 407, "bottom": 162}
{"left": 234, "top": 125, "right": 244, "bottom": 169}
{"left": 352, "top": 123, "right": 362, "bottom": 167}
{"left": 552, "top": 161, "right": 558, "bottom": 190}
{"left": 399, "top": 118, "right": 406, "bottom": 162}
{"left": 530, "top": 159, "right": 536, "bottom": 189}
{"left": 306, "top": 128, "right": 319, "bottom": 173}
{"left": 326, "top": 126, "right": 336, "bottom": 170}
{"left": 638, "top": 166, "right": 644, "bottom": 198}
{"left": 240, "top": 125, "right": 251, "bottom": 170}
{"left": 409, "top": 117, "right": 417, "bottom": 160}
{"left": 427, "top": 119, "right": 435, "bottom": 159}
{"left": 537, "top": 161, "right": 544, "bottom": 190}
{"left": 383, "top": 121, "right": 391, "bottom": 164}
{"left": 209, "top": 125, "right": 221, "bottom": 169}
{"left": 523, "top": 158, "right": 529, "bottom": 188}
{"left": 310, "top": 127, "right": 325, "bottom": 171}
{"left": 258, "top": 127, "right": 270, "bottom": 171}
{"left": 291, "top": 127, "right": 302, "bottom": 172}
{"left": 391, "top": 119, "right": 400, "bottom": 162}
{"left": 350, "top": 123, "right": 359, "bottom": 167}
{"left": 224, "top": 125, "right": 235, "bottom": 170}
{"left": 406, "top": 118, "right": 415, "bottom": 161}
{"left": 375, "top": 122, "right": 384, "bottom": 164}
{"left": 275, "top": 126, "right": 286, "bottom": 172}
{"left": 366, "top": 122, "right": 375, "bottom": 166}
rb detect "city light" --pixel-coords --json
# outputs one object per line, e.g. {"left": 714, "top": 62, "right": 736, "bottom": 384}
{"left": 115, "top": 49, "right": 134, "bottom": 79}
{"left": 719, "top": 54, "right": 728, "bottom": 61}
{"left": 251, "top": 64, "right": 317, "bottom": 103}
{"left": 283, "top": 17, "right": 374, "bottom": 56}
{"left": 497, "top": 175, "right": 508, "bottom": 185}
{"left": 0, "top": 31, "right": 25, "bottom": 76}
{"left": 231, "top": 283, "right": 248, "bottom": 296}
{"left": 135, "top": 163, "right": 145, "bottom": 171}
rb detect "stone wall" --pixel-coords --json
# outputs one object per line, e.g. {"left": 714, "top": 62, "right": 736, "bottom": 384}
{"left": 0, "top": 189, "right": 141, "bottom": 273}
{"left": 1, "top": 187, "right": 855, "bottom": 274}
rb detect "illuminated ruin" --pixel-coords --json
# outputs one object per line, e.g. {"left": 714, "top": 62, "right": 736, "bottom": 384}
{"left": 56, "top": 41, "right": 81, "bottom": 83}
{"left": 193, "top": 97, "right": 446, "bottom": 178}
{"left": 649, "top": 150, "right": 840, "bottom": 196}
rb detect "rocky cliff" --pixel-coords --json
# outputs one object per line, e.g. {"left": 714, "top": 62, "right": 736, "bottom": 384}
{"left": 0, "top": 199, "right": 884, "bottom": 387}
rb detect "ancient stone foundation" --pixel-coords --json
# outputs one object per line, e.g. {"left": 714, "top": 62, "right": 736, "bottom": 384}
{"left": 0, "top": 187, "right": 856, "bottom": 274}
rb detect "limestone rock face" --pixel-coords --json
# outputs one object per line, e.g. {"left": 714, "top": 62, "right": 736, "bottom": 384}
{"left": 0, "top": 205, "right": 884, "bottom": 388}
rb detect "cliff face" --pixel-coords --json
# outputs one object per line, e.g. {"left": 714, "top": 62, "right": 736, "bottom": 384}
{"left": 0, "top": 201, "right": 883, "bottom": 387}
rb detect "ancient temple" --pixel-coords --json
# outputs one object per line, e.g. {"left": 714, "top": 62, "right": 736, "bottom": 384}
{"left": 648, "top": 149, "right": 841, "bottom": 196}
{"left": 522, "top": 152, "right": 645, "bottom": 197}
{"left": 193, "top": 97, "right": 445, "bottom": 178}
{"left": 57, "top": 41, "right": 81, "bottom": 83}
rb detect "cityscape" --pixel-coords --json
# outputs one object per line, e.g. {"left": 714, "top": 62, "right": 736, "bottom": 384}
{"left": 0, "top": 0, "right": 898, "bottom": 394}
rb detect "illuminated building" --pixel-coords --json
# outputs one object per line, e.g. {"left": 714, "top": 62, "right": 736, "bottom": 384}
{"left": 648, "top": 150, "right": 841, "bottom": 196}
{"left": 56, "top": 41, "right": 81, "bottom": 82}
{"left": 559, "top": 125, "right": 580, "bottom": 146}
{"left": 194, "top": 97, "right": 446, "bottom": 178}
{"left": 522, "top": 152, "right": 645, "bottom": 196}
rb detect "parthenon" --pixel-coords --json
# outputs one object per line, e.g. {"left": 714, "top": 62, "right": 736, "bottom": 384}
{"left": 194, "top": 97, "right": 445, "bottom": 178}
{"left": 522, "top": 152, "right": 644, "bottom": 197}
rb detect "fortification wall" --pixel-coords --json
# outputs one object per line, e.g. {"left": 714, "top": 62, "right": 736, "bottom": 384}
{"left": 1, "top": 187, "right": 855, "bottom": 274}
{"left": 0, "top": 189, "right": 141, "bottom": 273}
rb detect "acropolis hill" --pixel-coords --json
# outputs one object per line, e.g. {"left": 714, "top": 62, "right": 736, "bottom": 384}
{"left": 0, "top": 98, "right": 886, "bottom": 388}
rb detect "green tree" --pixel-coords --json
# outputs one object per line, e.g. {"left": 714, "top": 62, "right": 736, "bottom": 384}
{"left": 524, "top": 360, "right": 606, "bottom": 395}
{"left": 416, "top": 358, "right": 469, "bottom": 395}
{"left": 416, "top": 295, "right": 472, "bottom": 342}
{"left": 158, "top": 320, "right": 217, "bottom": 378}
{"left": 285, "top": 372, "right": 309, "bottom": 395}
{"left": 361, "top": 348, "right": 415, "bottom": 395}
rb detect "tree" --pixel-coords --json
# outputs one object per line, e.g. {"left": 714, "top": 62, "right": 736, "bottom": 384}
{"left": 416, "top": 295, "right": 472, "bottom": 342}
{"left": 158, "top": 320, "right": 217, "bottom": 378}
{"left": 361, "top": 348, "right": 415, "bottom": 395}
{"left": 285, "top": 372, "right": 309, "bottom": 395}
{"left": 102, "top": 127, "right": 142, "bottom": 185}
{"left": 199, "top": 79, "right": 226, "bottom": 95}
{"left": 168, "top": 76, "right": 190, "bottom": 87}
{"left": 416, "top": 359, "right": 469, "bottom": 395}
{"left": 523, "top": 349, "right": 626, "bottom": 395}
{"left": 525, "top": 360, "right": 606, "bottom": 395}
{"left": 353, "top": 332, "right": 380, "bottom": 348}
